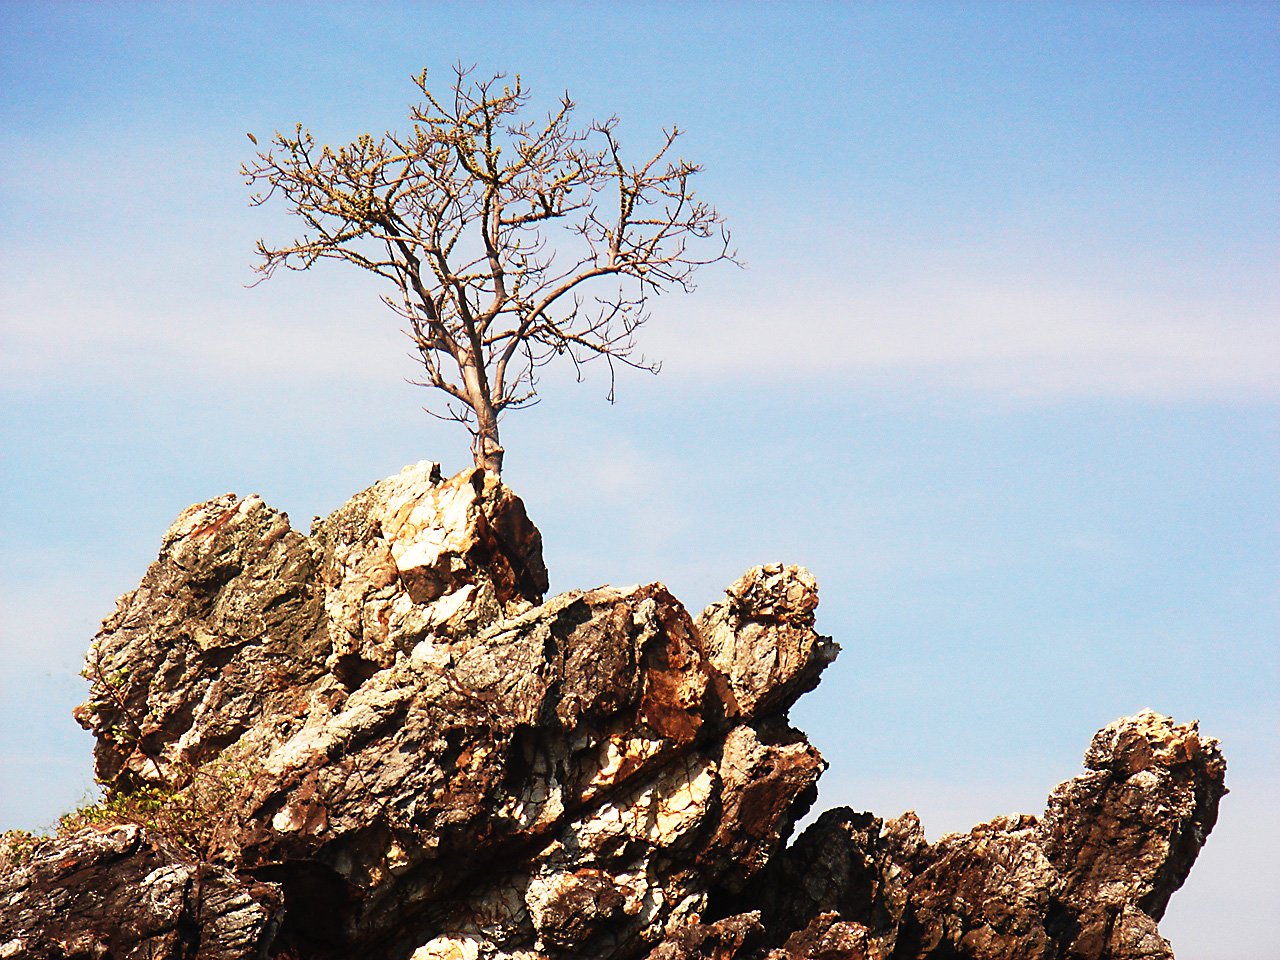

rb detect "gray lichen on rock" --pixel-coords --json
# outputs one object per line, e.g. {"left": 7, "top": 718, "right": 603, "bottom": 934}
{"left": 1, "top": 463, "right": 1225, "bottom": 959}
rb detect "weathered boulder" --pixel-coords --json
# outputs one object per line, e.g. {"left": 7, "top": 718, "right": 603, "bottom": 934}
{"left": 1040, "top": 710, "right": 1226, "bottom": 959}
{"left": 1, "top": 464, "right": 1226, "bottom": 960}
{"left": 310, "top": 461, "right": 548, "bottom": 678}
{"left": 696, "top": 564, "right": 828, "bottom": 718}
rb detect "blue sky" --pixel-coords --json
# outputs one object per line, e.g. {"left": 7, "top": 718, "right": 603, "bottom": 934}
{"left": 1, "top": 3, "right": 1276, "bottom": 954}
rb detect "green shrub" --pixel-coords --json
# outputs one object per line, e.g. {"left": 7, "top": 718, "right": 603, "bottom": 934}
{"left": 56, "top": 759, "right": 253, "bottom": 857}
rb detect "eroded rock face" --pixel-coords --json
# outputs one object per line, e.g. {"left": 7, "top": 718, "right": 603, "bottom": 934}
{"left": 0, "top": 824, "right": 282, "bottom": 960}
{"left": 73, "top": 462, "right": 546, "bottom": 792}
{"left": 214, "top": 582, "right": 828, "bottom": 956}
{"left": 2, "top": 465, "right": 1225, "bottom": 960}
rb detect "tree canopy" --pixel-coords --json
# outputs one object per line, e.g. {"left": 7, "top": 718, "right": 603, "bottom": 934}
{"left": 243, "top": 66, "right": 734, "bottom": 472}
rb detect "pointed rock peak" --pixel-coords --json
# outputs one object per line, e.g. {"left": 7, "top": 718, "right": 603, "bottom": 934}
{"left": 697, "top": 564, "right": 838, "bottom": 719}
{"left": 314, "top": 461, "right": 548, "bottom": 610}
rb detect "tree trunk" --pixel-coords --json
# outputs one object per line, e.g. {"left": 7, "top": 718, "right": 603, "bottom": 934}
{"left": 461, "top": 359, "right": 504, "bottom": 474}
{"left": 471, "top": 417, "right": 504, "bottom": 474}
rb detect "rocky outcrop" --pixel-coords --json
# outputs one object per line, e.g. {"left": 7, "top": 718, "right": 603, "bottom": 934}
{"left": 729, "top": 713, "right": 1225, "bottom": 960}
{"left": 1, "top": 464, "right": 1225, "bottom": 959}
{"left": 73, "top": 462, "right": 546, "bottom": 792}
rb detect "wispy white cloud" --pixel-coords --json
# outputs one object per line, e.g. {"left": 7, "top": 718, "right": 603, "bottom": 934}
{"left": 3, "top": 130, "right": 1275, "bottom": 404}
{"left": 646, "top": 265, "right": 1280, "bottom": 401}
{"left": 0, "top": 253, "right": 411, "bottom": 389}
{"left": 6, "top": 248, "right": 1273, "bottom": 403}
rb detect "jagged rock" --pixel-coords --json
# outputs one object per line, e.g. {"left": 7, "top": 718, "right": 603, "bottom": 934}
{"left": 1048, "top": 711, "right": 1225, "bottom": 912}
{"left": 645, "top": 912, "right": 764, "bottom": 959}
{"left": 310, "top": 462, "right": 547, "bottom": 681}
{"left": 208, "top": 579, "right": 827, "bottom": 956}
{"left": 0, "top": 824, "right": 281, "bottom": 959}
{"left": 2, "top": 465, "right": 1226, "bottom": 960}
{"left": 760, "top": 712, "right": 1225, "bottom": 960}
{"left": 767, "top": 912, "right": 889, "bottom": 960}
{"left": 742, "top": 807, "right": 908, "bottom": 957}
{"left": 892, "top": 812, "right": 1063, "bottom": 958}
{"left": 1041, "top": 710, "right": 1226, "bottom": 959}
{"left": 73, "top": 489, "right": 327, "bottom": 790}
{"left": 696, "top": 564, "right": 832, "bottom": 719}
{"left": 73, "top": 462, "right": 545, "bottom": 792}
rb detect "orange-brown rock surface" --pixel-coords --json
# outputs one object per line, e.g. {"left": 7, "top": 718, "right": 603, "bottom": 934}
{"left": 0, "top": 465, "right": 1225, "bottom": 959}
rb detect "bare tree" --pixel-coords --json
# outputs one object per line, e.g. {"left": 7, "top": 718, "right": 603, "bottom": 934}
{"left": 243, "top": 66, "right": 734, "bottom": 473}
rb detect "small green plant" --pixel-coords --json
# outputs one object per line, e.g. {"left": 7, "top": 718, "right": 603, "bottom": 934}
{"left": 0, "top": 828, "right": 44, "bottom": 867}
{"left": 57, "top": 758, "right": 255, "bottom": 857}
